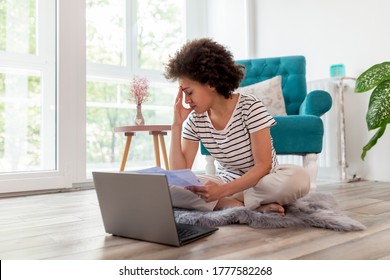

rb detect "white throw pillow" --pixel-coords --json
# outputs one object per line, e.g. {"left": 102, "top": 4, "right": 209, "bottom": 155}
{"left": 237, "top": 76, "right": 287, "bottom": 116}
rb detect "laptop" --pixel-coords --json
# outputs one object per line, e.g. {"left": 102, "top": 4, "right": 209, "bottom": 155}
{"left": 92, "top": 172, "right": 218, "bottom": 246}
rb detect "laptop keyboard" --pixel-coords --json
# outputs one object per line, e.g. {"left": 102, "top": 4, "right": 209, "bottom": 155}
{"left": 177, "top": 227, "right": 198, "bottom": 240}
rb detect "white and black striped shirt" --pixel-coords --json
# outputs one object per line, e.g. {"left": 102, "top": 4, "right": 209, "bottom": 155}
{"left": 183, "top": 93, "right": 278, "bottom": 182}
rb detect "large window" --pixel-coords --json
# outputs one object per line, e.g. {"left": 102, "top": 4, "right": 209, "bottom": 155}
{"left": 0, "top": 0, "right": 56, "bottom": 174}
{"left": 86, "top": 0, "right": 189, "bottom": 173}
{"left": 0, "top": 0, "right": 223, "bottom": 193}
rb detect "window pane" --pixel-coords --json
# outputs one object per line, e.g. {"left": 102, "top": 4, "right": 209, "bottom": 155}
{"left": 0, "top": 0, "right": 56, "bottom": 175}
{"left": 0, "top": 0, "right": 37, "bottom": 55}
{"left": 0, "top": 71, "right": 55, "bottom": 172}
{"left": 86, "top": 0, "right": 125, "bottom": 65}
{"left": 86, "top": 80, "right": 173, "bottom": 172}
{"left": 137, "top": 0, "right": 186, "bottom": 71}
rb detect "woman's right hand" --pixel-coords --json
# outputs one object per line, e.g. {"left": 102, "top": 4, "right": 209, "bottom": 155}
{"left": 173, "top": 86, "right": 193, "bottom": 126}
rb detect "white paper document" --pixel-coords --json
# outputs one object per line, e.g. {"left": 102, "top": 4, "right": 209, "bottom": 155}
{"left": 134, "top": 166, "right": 203, "bottom": 187}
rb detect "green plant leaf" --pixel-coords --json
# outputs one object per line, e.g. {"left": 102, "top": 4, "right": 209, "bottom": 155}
{"left": 361, "top": 124, "right": 387, "bottom": 160}
{"left": 366, "top": 80, "right": 390, "bottom": 130}
{"left": 355, "top": 62, "right": 390, "bottom": 93}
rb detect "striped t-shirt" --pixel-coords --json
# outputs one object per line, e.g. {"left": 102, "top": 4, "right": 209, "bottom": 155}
{"left": 183, "top": 93, "right": 278, "bottom": 182}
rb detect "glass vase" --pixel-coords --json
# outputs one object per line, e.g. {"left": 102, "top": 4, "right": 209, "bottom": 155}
{"left": 134, "top": 104, "right": 145, "bottom": 126}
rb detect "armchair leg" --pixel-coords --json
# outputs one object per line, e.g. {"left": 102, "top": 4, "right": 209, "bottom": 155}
{"left": 303, "top": 153, "right": 318, "bottom": 190}
{"left": 205, "top": 155, "right": 216, "bottom": 175}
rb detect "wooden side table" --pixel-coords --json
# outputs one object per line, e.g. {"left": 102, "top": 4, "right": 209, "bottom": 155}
{"left": 114, "top": 125, "right": 171, "bottom": 171}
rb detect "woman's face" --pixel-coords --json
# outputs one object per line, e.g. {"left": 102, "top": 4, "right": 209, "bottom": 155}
{"left": 179, "top": 77, "right": 216, "bottom": 114}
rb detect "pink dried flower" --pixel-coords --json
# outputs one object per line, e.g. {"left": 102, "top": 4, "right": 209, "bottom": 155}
{"left": 129, "top": 76, "right": 150, "bottom": 105}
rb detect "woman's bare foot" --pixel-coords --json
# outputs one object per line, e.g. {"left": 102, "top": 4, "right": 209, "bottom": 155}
{"left": 255, "top": 203, "right": 285, "bottom": 216}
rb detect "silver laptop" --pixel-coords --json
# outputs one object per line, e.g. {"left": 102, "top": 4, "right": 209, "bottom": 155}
{"left": 92, "top": 172, "right": 218, "bottom": 246}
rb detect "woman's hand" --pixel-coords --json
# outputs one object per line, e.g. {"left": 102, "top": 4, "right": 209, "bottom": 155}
{"left": 173, "top": 86, "right": 193, "bottom": 126}
{"left": 186, "top": 181, "right": 229, "bottom": 202}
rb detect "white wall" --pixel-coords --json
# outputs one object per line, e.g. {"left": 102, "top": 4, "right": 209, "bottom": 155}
{"left": 206, "top": 0, "right": 252, "bottom": 59}
{"left": 254, "top": 0, "right": 390, "bottom": 80}
{"left": 253, "top": 0, "right": 390, "bottom": 181}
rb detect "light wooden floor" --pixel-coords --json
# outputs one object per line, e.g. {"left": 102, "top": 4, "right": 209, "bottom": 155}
{"left": 1, "top": 180, "right": 390, "bottom": 260}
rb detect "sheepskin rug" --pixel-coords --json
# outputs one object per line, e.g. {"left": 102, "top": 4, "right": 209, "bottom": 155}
{"left": 174, "top": 192, "right": 365, "bottom": 232}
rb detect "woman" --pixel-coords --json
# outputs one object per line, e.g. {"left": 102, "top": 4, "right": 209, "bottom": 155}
{"left": 164, "top": 38, "right": 310, "bottom": 215}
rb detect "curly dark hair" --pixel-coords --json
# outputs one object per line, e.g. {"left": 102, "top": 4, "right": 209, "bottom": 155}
{"left": 164, "top": 38, "right": 245, "bottom": 99}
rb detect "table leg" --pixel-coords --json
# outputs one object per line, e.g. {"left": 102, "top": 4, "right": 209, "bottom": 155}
{"left": 152, "top": 134, "right": 161, "bottom": 167}
{"left": 120, "top": 134, "right": 133, "bottom": 171}
{"left": 159, "top": 134, "right": 169, "bottom": 170}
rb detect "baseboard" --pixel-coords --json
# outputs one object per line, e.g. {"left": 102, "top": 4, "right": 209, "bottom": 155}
{"left": 0, "top": 182, "right": 95, "bottom": 199}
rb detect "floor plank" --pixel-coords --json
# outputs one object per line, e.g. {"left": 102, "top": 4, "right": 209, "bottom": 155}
{"left": 1, "top": 180, "right": 390, "bottom": 259}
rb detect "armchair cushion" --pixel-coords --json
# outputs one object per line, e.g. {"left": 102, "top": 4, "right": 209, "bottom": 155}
{"left": 237, "top": 76, "right": 287, "bottom": 116}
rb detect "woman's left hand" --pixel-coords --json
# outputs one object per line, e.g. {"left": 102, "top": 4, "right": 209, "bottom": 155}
{"left": 186, "top": 181, "right": 228, "bottom": 202}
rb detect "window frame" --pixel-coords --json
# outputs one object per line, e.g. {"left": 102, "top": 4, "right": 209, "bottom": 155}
{"left": 0, "top": 0, "right": 85, "bottom": 193}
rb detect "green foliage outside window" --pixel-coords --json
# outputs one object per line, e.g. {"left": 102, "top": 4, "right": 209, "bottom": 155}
{"left": 137, "top": 0, "right": 185, "bottom": 71}
{"left": 0, "top": 0, "right": 36, "bottom": 54}
{"left": 0, "top": 73, "right": 42, "bottom": 171}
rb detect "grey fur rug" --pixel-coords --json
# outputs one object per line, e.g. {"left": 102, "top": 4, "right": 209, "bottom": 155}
{"left": 174, "top": 192, "right": 366, "bottom": 232}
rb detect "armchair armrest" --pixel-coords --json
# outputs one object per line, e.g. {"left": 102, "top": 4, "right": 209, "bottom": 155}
{"left": 299, "top": 90, "right": 332, "bottom": 117}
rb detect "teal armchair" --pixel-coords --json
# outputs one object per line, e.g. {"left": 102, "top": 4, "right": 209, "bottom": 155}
{"left": 200, "top": 56, "right": 332, "bottom": 190}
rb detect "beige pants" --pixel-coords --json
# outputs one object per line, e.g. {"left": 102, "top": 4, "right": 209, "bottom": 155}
{"left": 170, "top": 164, "right": 310, "bottom": 211}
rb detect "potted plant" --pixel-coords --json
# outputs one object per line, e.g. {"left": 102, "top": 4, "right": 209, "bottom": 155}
{"left": 129, "top": 76, "right": 150, "bottom": 125}
{"left": 355, "top": 62, "right": 390, "bottom": 160}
